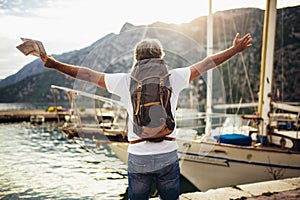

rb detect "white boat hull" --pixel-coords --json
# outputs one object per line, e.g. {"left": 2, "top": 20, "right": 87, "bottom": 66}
{"left": 108, "top": 138, "right": 300, "bottom": 192}
{"left": 177, "top": 138, "right": 300, "bottom": 191}
{"left": 108, "top": 142, "right": 129, "bottom": 164}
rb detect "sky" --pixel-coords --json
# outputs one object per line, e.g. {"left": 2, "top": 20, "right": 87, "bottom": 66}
{"left": 0, "top": 0, "right": 299, "bottom": 79}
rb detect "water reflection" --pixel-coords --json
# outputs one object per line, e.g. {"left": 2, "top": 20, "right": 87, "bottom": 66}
{"left": 0, "top": 123, "right": 128, "bottom": 199}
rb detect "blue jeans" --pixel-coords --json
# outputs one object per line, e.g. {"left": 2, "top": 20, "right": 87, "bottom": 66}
{"left": 128, "top": 150, "right": 180, "bottom": 200}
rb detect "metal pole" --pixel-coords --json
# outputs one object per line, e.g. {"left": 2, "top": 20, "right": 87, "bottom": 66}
{"left": 258, "top": 0, "right": 277, "bottom": 143}
{"left": 205, "top": 0, "right": 213, "bottom": 136}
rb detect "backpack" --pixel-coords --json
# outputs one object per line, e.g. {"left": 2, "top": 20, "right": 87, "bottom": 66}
{"left": 129, "top": 58, "right": 175, "bottom": 143}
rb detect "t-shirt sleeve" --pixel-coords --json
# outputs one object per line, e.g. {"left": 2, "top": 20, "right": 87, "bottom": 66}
{"left": 170, "top": 67, "right": 191, "bottom": 93}
{"left": 104, "top": 73, "right": 129, "bottom": 96}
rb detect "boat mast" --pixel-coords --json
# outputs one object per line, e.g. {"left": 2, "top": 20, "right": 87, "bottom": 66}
{"left": 205, "top": 0, "right": 213, "bottom": 136}
{"left": 257, "top": 0, "right": 277, "bottom": 143}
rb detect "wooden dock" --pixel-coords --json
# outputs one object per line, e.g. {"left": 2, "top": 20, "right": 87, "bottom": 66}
{"left": 0, "top": 109, "right": 66, "bottom": 123}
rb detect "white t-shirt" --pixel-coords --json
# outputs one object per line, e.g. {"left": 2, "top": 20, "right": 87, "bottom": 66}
{"left": 105, "top": 67, "right": 191, "bottom": 155}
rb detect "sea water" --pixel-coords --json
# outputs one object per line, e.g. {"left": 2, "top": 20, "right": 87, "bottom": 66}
{"left": 0, "top": 102, "right": 198, "bottom": 199}
{"left": 0, "top": 122, "right": 128, "bottom": 200}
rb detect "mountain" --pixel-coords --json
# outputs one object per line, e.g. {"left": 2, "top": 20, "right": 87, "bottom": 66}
{"left": 0, "top": 33, "right": 116, "bottom": 88}
{"left": 0, "top": 6, "right": 299, "bottom": 105}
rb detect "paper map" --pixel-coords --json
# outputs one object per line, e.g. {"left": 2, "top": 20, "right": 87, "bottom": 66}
{"left": 16, "top": 38, "right": 46, "bottom": 57}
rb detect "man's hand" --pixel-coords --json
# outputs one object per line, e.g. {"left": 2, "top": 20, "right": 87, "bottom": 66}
{"left": 232, "top": 33, "right": 252, "bottom": 53}
{"left": 189, "top": 32, "right": 253, "bottom": 82}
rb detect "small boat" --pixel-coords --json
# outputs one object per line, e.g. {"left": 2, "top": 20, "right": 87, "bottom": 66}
{"left": 30, "top": 115, "right": 45, "bottom": 125}
{"left": 50, "top": 85, "right": 128, "bottom": 142}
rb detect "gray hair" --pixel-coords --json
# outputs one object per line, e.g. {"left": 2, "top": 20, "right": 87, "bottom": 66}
{"left": 134, "top": 39, "right": 165, "bottom": 61}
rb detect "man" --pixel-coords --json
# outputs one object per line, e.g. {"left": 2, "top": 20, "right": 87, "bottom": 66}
{"left": 40, "top": 32, "right": 252, "bottom": 199}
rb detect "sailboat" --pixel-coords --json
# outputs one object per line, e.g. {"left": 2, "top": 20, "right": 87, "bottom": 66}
{"left": 107, "top": 0, "right": 300, "bottom": 192}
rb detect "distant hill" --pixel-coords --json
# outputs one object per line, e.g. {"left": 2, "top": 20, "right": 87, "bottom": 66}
{"left": 0, "top": 33, "right": 116, "bottom": 89}
{"left": 0, "top": 6, "right": 299, "bottom": 105}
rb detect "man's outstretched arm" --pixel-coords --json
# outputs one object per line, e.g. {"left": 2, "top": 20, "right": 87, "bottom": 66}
{"left": 40, "top": 54, "right": 106, "bottom": 88}
{"left": 189, "top": 33, "right": 252, "bottom": 82}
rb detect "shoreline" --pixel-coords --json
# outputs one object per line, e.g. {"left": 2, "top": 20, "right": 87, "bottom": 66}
{"left": 0, "top": 109, "right": 64, "bottom": 123}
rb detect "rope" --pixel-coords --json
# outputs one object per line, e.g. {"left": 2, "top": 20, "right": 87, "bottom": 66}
{"left": 280, "top": 3, "right": 285, "bottom": 102}
{"left": 70, "top": 138, "right": 126, "bottom": 175}
{"left": 51, "top": 88, "right": 61, "bottom": 125}
{"left": 230, "top": 9, "right": 256, "bottom": 105}
{"left": 221, "top": 14, "right": 234, "bottom": 104}
{"left": 96, "top": 99, "right": 106, "bottom": 132}
{"left": 239, "top": 53, "right": 255, "bottom": 103}
{"left": 179, "top": 142, "right": 192, "bottom": 169}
